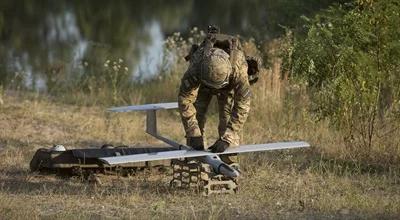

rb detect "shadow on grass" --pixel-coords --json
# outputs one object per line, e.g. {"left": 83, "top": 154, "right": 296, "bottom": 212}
{"left": 1, "top": 147, "right": 399, "bottom": 198}
{"left": 302, "top": 148, "right": 400, "bottom": 177}
{"left": 0, "top": 166, "right": 192, "bottom": 197}
{"left": 0, "top": 137, "right": 32, "bottom": 149}
{"left": 243, "top": 147, "right": 400, "bottom": 178}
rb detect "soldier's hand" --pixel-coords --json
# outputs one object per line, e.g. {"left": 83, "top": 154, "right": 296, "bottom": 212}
{"left": 187, "top": 136, "right": 204, "bottom": 151}
{"left": 209, "top": 139, "right": 229, "bottom": 153}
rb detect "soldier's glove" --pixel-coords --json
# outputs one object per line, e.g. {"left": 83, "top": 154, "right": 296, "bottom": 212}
{"left": 209, "top": 139, "right": 230, "bottom": 153}
{"left": 187, "top": 136, "right": 204, "bottom": 151}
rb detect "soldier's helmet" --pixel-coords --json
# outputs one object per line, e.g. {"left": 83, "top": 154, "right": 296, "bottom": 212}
{"left": 200, "top": 47, "right": 232, "bottom": 89}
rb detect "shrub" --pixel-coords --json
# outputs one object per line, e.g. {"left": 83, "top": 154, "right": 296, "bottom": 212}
{"left": 289, "top": 0, "right": 400, "bottom": 163}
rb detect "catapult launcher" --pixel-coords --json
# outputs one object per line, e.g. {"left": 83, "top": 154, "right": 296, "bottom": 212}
{"left": 30, "top": 102, "right": 310, "bottom": 195}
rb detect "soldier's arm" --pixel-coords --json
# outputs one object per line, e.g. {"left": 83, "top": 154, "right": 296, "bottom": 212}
{"left": 178, "top": 67, "right": 202, "bottom": 137}
{"left": 221, "top": 72, "right": 251, "bottom": 146}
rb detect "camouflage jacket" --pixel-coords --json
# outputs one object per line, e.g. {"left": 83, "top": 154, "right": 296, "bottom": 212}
{"left": 178, "top": 37, "right": 251, "bottom": 145}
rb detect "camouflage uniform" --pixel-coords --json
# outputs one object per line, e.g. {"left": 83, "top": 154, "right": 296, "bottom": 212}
{"left": 178, "top": 34, "right": 251, "bottom": 151}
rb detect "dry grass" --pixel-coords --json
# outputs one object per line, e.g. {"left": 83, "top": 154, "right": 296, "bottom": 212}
{"left": 1, "top": 27, "right": 399, "bottom": 219}
{"left": 1, "top": 92, "right": 399, "bottom": 220}
{"left": 0, "top": 37, "right": 399, "bottom": 219}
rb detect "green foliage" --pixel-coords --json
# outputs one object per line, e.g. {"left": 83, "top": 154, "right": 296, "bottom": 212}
{"left": 290, "top": 0, "right": 400, "bottom": 159}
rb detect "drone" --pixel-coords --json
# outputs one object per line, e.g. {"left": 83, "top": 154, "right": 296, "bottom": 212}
{"left": 30, "top": 102, "right": 310, "bottom": 195}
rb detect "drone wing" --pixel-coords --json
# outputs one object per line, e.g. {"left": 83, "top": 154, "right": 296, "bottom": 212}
{"left": 99, "top": 141, "right": 309, "bottom": 165}
{"left": 104, "top": 102, "right": 310, "bottom": 166}
{"left": 220, "top": 141, "right": 309, "bottom": 154}
{"left": 108, "top": 102, "right": 178, "bottom": 112}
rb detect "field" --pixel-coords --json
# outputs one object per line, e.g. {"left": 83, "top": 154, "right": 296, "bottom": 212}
{"left": 2, "top": 0, "right": 400, "bottom": 219}
{"left": 0, "top": 90, "right": 399, "bottom": 219}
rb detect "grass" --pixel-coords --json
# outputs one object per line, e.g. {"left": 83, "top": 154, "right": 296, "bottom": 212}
{"left": 0, "top": 32, "right": 399, "bottom": 219}
{"left": 0, "top": 92, "right": 399, "bottom": 219}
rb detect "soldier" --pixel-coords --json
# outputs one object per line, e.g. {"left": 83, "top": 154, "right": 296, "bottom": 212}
{"left": 178, "top": 26, "right": 251, "bottom": 164}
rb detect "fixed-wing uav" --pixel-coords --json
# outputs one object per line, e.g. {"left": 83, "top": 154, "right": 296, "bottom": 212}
{"left": 30, "top": 102, "right": 309, "bottom": 195}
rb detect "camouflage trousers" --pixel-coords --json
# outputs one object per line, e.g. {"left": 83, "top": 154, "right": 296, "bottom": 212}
{"left": 194, "top": 86, "right": 238, "bottom": 165}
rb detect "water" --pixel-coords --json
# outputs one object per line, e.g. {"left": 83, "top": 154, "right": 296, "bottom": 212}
{"left": 0, "top": 0, "right": 341, "bottom": 91}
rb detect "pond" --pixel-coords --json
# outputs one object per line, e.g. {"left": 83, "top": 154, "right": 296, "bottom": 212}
{"left": 0, "top": 0, "right": 341, "bottom": 91}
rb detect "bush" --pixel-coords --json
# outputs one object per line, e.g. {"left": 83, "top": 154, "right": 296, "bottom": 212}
{"left": 289, "top": 0, "right": 400, "bottom": 163}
